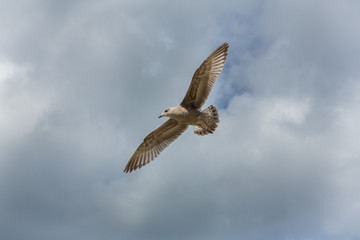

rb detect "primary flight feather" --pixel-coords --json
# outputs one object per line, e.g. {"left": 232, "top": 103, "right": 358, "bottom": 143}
{"left": 124, "top": 42, "right": 229, "bottom": 173}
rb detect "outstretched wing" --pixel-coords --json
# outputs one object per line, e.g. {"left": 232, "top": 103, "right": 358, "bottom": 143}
{"left": 180, "top": 42, "right": 229, "bottom": 109}
{"left": 124, "top": 119, "right": 188, "bottom": 173}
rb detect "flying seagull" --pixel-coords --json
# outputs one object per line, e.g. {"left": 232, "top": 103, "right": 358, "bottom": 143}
{"left": 124, "top": 42, "right": 229, "bottom": 173}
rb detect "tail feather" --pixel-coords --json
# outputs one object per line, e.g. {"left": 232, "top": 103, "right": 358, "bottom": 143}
{"left": 194, "top": 126, "right": 213, "bottom": 136}
{"left": 194, "top": 105, "right": 220, "bottom": 136}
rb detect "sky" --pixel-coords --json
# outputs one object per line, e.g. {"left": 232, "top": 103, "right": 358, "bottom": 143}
{"left": 1, "top": 0, "right": 360, "bottom": 239}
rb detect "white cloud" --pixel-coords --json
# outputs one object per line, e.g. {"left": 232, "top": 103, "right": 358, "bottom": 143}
{"left": 0, "top": 59, "right": 49, "bottom": 149}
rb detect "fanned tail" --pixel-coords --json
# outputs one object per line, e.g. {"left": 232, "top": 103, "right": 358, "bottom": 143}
{"left": 194, "top": 105, "right": 219, "bottom": 136}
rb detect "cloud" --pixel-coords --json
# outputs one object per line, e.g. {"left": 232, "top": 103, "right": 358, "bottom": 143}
{"left": 1, "top": 0, "right": 360, "bottom": 240}
{"left": 0, "top": 59, "right": 49, "bottom": 153}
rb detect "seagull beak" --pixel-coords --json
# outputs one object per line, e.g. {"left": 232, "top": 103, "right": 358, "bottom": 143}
{"left": 158, "top": 114, "right": 163, "bottom": 118}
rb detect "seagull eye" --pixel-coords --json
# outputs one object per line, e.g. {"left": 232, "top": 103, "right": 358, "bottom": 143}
{"left": 164, "top": 109, "right": 168, "bottom": 113}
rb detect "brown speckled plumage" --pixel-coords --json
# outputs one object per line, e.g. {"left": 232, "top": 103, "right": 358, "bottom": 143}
{"left": 124, "top": 43, "right": 229, "bottom": 173}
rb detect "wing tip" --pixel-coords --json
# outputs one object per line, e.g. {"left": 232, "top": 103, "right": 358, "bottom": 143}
{"left": 221, "top": 42, "right": 230, "bottom": 50}
{"left": 211, "top": 42, "right": 229, "bottom": 59}
{"left": 123, "top": 164, "right": 140, "bottom": 173}
{"left": 123, "top": 163, "right": 135, "bottom": 173}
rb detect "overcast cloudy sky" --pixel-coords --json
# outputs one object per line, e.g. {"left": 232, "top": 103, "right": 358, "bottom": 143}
{"left": 1, "top": 0, "right": 360, "bottom": 239}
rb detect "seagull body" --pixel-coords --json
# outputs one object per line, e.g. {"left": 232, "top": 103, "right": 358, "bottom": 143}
{"left": 124, "top": 43, "right": 229, "bottom": 173}
{"left": 159, "top": 105, "right": 200, "bottom": 125}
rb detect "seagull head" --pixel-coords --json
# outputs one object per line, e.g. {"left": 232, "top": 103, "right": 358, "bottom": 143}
{"left": 159, "top": 107, "right": 174, "bottom": 118}
{"left": 159, "top": 108, "right": 170, "bottom": 118}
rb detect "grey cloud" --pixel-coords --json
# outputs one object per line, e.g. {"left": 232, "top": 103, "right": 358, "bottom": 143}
{"left": 1, "top": 0, "right": 360, "bottom": 240}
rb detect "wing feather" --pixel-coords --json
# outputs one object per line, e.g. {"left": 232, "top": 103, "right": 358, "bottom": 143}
{"left": 124, "top": 119, "right": 188, "bottom": 173}
{"left": 181, "top": 42, "right": 229, "bottom": 109}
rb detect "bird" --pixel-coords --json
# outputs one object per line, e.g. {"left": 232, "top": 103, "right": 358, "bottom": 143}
{"left": 124, "top": 42, "right": 229, "bottom": 173}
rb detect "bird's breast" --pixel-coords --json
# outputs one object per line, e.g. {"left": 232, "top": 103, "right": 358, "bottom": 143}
{"left": 172, "top": 109, "right": 201, "bottom": 126}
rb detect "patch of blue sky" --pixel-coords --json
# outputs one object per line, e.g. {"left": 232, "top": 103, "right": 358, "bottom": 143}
{"left": 214, "top": 5, "right": 269, "bottom": 110}
{"left": 215, "top": 37, "right": 265, "bottom": 110}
